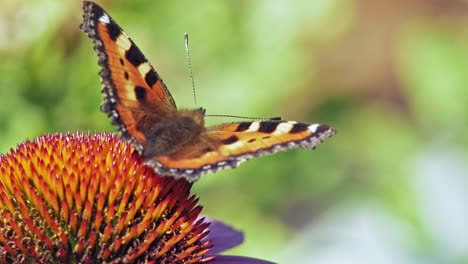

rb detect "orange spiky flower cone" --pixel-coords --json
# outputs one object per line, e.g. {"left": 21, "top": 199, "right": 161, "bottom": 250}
{"left": 0, "top": 133, "right": 212, "bottom": 263}
{"left": 0, "top": 132, "right": 274, "bottom": 264}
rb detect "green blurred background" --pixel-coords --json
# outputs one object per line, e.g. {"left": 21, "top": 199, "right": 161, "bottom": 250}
{"left": 1, "top": 0, "right": 468, "bottom": 263}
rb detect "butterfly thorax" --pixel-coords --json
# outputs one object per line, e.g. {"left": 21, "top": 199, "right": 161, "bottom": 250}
{"left": 141, "top": 108, "right": 205, "bottom": 158}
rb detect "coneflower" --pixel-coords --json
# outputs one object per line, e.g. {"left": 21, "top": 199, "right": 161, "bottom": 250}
{"left": 0, "top": 132, "right": 273, "bottom": 264}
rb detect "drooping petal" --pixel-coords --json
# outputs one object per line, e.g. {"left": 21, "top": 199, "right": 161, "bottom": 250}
{"left": 203, "top": 217, "right": 244, "bottom": 255}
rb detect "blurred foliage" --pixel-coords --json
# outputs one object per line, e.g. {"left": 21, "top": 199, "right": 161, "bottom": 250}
{"left": 1, "top": 0, "right": 468, "bottom": 263}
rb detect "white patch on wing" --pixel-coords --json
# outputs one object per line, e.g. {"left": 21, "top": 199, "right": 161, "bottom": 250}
{"left": 99, "top": 14, "right": 110, "bottom": 24}
{"left": 224, "top": 140, "right": 245, "bottom": 151}
{"left": 307, "top": 124, "right": 320, "bottom": 133}
{"left": 246, "top": 122, "right": 260, "bottom": 132}
{"left": 117, "top": 35, "right": 132, "bottom": 54}
{"left": 138, "top": 63, "right": 152, "bottom": 79}
{"left": 273, "top": 122, "right": 295, "bottom": 134}
{"left": 124, "top": 84, "right": 137, "bottom": 100}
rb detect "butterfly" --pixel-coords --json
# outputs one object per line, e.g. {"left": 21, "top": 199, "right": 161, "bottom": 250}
{"left": 80, "top": 1, "right": 336, "bottom": 181}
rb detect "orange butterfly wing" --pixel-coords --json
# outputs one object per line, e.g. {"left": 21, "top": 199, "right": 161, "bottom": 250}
{"left": 147, "top": 121, "right": 336, "bottom": 181}
{"left": 82, "top": 1, "right": 336, "bottom": 182}
{"left": 81, "top": 1, "right": 176, "bottom": 151}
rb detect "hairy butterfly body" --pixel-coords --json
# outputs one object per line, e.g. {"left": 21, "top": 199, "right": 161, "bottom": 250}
{"left": 81, "top": 1, "right": 336, "bottom": 181}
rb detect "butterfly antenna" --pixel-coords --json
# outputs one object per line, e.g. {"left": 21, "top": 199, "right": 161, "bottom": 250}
{"left": 185, "top": 33, "right": 198, "bottom": 108}
{"left": 205, "top": 114, "right": 282, "bottom": 121}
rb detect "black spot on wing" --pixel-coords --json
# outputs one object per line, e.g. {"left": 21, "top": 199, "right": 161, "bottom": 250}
{"left": 135, "top": 86, "right": 146, "bottom": 102}
{"left": 119, "top": 58, "right": 125, "bottom": 66}
{"left": 145, "top": 70, "right": 159, "bottom": 88}
{"left": 124, "top": 72, "right": 129, "bottom": 80}
{"left": 289, "top": 123, "right": 309, "bottom": 134}
{"left": 201, "top": 147, "right": 214, "bottom": 154}
{"left": 125, "top": 45, "right": 146, "bottom": 67}
{"left": 222, "top": 135, "right": 239, "bottom": 145}
{"left": 105, "top": 21, "right": 122, "bottom": 41}
{"left": 314, "top": 124, "right": 332, "bottom": 134}
{"left": 258, "top": 122, "right": 279, "bottom": 133}
{"left": 235, "top": 122, "right": 251, "bottom": 132}
{"left": 247, "top": 138, "right": 256, "bottom": 143}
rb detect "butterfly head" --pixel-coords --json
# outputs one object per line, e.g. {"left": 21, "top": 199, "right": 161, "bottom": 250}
{"left": 172, "top": 108, "right": 205, "bottom": 130}
{"left": 183, "top": 107, "right": 206, "bottom": 126}
{"left": 197, "top": 107, "right": 206, "bottom": 116}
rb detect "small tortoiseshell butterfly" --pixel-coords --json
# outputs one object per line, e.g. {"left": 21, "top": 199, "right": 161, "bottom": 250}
{"left": 81, "top": 1, "right": 336, "bottom": 181}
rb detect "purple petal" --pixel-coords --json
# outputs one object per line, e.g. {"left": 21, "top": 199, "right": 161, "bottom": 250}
{"left": 212, "top": 255, "right": 277, "bottom": 264}
{"left": 202, "top": 217, "right": 244, "bottom": 254}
